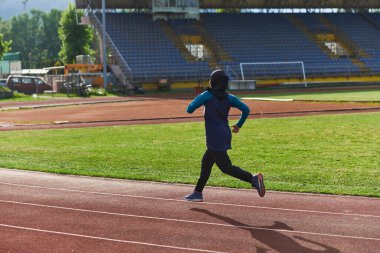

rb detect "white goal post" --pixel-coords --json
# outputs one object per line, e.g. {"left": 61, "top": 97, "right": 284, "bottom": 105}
{"left": 240, "top": 61, "right": 308, "bottom": 87}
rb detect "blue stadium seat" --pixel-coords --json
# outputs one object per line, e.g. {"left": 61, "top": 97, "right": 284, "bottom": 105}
{"left": 98, "top": 12, "right": 380, "bottom": 81}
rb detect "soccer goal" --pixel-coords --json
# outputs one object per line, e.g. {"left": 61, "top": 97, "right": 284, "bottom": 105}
{"left": 240, "top": 61, "right": 308, "bottom": 87}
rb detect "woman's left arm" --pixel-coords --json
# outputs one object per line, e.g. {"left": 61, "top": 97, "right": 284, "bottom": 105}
{"left": 228, "top": 94, "right": 250, "bottom": 128}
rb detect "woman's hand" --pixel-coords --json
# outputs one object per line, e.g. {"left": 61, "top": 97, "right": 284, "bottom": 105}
{"left": 231, "top": 125, "right": 240, "bottom": 134}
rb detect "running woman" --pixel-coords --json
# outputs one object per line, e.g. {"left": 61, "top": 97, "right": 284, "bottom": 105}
{"left": 185, "top": 69, "right": 265, "bottom": 202}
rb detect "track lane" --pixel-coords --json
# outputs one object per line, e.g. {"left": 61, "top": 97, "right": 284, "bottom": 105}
{"left": 1, "top": 98, "right": 380, "bottom": 131}
{"left": 1, "top": 198, "right": 379, "bottom": 253}
{"left": 0, "top": 197, "right": 379, "bottom": 240}
{"left": 1, "top": 168, "right": 380, "bottom": 252}
{"left": 0, "top": 168, "right": 379, "bottom": 217}
{"left": 0, "top": 225, "right": 222, "bottom": 253}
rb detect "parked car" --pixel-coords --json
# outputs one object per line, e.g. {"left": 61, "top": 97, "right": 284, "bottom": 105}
{"left": 6, "top": 75, "right": 52, "bottom": 94}
{"left": 0, "top": 79, "right": 6, "bottom": 86}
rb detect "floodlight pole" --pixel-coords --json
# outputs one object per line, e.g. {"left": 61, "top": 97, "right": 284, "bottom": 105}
{"left": 102, "top": 0, "right": 108, "bottom": 90}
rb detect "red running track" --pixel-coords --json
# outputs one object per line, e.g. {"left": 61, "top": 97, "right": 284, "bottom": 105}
{"left": 0, "top": 168, "right": 379, "bottom": 253}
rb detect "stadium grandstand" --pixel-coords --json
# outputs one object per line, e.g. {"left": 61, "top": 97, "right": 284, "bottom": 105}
{"left": 75, "top": 0, "right": 380, "bottom": 91}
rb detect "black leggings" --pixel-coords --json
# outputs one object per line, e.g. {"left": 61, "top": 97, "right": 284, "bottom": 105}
{"left": 194, "top": 149, "right": 253, "bottom": 192}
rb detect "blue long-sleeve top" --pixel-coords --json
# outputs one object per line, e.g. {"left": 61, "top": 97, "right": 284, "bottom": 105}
{"left": 187, "top": 90, "right": 250, "bottom": 151}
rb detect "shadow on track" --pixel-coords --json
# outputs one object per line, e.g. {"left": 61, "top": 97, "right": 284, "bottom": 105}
{"left": 191, "top": 208, "right": 340, "bottom": 253}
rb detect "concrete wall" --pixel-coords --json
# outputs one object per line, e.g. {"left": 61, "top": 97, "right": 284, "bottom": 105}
{"left": 0, "top": 61, "right": 22, "bottom": 77}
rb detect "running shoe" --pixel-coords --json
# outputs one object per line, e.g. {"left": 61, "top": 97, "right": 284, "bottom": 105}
{"left": 184, "top": 191, "right": 203, "bottom": 202}
{"left": 252, "top": 173, "right": 265, "bottom": 197}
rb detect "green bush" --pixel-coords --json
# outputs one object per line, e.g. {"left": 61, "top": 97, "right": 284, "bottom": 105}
{"left": 0, "top": 86, "right": 12, "bottom": 98}
{"left": 0, "top": 85, "right": 10, "bottom": 92}
{"left": 90, "top": 88, "right": 106, "bottom": 96}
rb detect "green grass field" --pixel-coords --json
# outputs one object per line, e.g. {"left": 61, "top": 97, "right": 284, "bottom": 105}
{"left": 242, "top": 89, "right": 380, "bottom": 102}
{"left": 0, "top": 112, "right": 379, "bottom": 197}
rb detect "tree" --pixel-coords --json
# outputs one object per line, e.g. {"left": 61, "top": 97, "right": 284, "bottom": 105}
{"left": 10, "top": 11, "right": 43, "bottom": 68}
{"left": 0, "top": 17, "right": 11, "bottom": 41}
{"left": 29, "top": 9, "right": 47, "bottom": 68}
{"left": 0, "top": 33, "right": 12, "bottom": 59}
{"left": 0, "top": 17, "right": 12, "bottom": 59}
{"left": 58, "top": 3, "right": 94, "bottom": 64}
{"left": 41, "top": 9, "right": 62, "bottom": 66}
{"left": 9, "top": 9, "right": 63, "bottom": 68}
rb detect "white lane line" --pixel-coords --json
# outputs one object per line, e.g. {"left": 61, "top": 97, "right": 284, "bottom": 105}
{"left": 1, "top": 181, "right": 379, "bottom": 219}
{"left": 1, "top": 199, "right": 380, "bottom": 242}
{"left": 0, "top": 223, "right": 225, "bottom": 253}
{"left": 241, "top": 97, "right": 294, "bottom": 102}
{"left": 0, "top": 169, "right": 376, "bottom": 200}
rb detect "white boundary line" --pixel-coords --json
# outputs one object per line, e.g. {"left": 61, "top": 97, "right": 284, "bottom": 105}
{"left": 0, "top": 222, "right": 225, "bottom": 253}
{"left": 1, "top": 199, "right": 379, "bottom": 242}
{"left": 241, "top": 97, "right": 294, "bottom": 102}
{"left": 1, "top": 181, "right": 379, "bottom": 219}
{"left": 1, "top": 168, "right": 377, "bottom": 200}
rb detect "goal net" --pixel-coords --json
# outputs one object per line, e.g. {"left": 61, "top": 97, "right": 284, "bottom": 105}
{"left": 240, "top": 61, "right": 307, "bottom": 87}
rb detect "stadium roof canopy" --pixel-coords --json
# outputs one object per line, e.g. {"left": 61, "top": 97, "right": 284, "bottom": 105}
{"left": 75, "top": 0, "right": 380, "bottom": 9}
